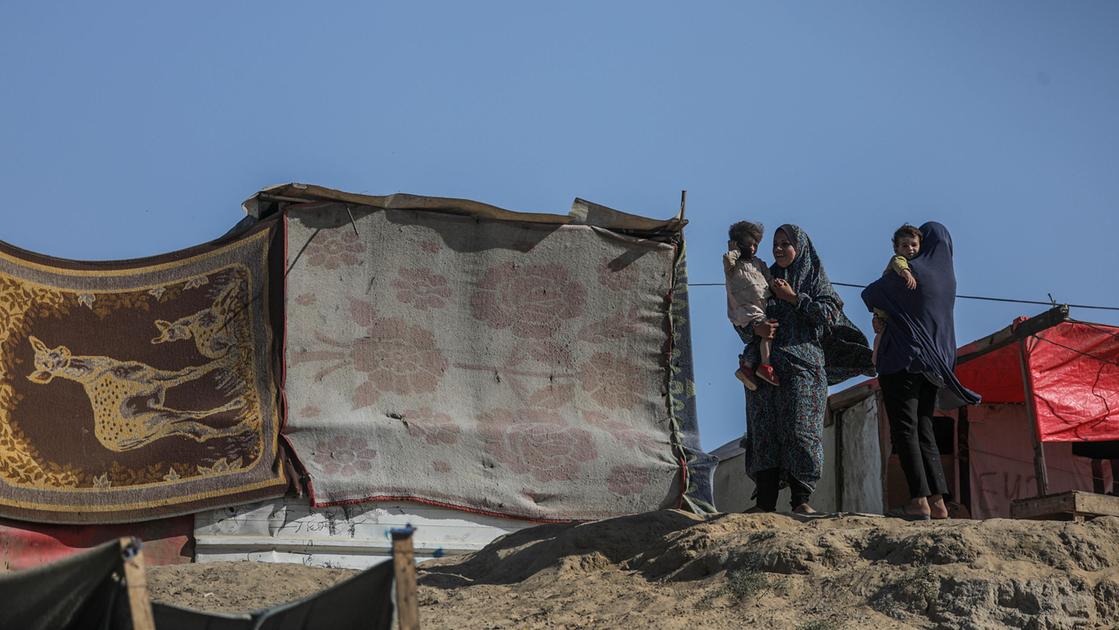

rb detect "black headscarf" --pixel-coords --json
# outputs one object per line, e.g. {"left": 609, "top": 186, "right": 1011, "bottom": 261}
{"left": 772, "top": 224, "right": 874, "bottom": 385}
{"left": 861, "top": 221, "right": 981, "bottom": 408}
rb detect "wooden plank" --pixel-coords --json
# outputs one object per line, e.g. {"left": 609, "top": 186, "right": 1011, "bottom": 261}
{"left": 392, "top": 527, "right": 420, "bottom": 630}
{"left": 1070, "top": 491, "right": 1119, "bottom": 517}
{"left": 119, "top": 538, "right": 155, "bottom": 630}
{"left": 1018, "top": 339, "right": 1050, "bottom": 496}
{"left": 955, "top": 305, "right": 1069, "bottom": 365}
{"left": 1010, "top": 491, "right": 1119, "bottom": 520}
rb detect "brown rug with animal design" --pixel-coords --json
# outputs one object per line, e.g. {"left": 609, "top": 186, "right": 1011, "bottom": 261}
{"left": 0, "top": 218, "right": 286, "bottom": 523}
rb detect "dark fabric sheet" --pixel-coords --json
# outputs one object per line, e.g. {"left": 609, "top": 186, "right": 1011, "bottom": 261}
{"left": 152, "top": 557, "right": 394, "bottom": 630}
{"left": 861, "top": 221, "right": 980, "bottom": 409}
{"left": 0, "top": 538, "right": 131, "bottom": 630}
{"left": 1072, "top": 440, "right": 1119, "bottom": 459}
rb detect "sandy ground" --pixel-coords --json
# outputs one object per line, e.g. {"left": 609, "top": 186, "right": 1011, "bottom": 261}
{"left": 148, "top": 510, "right": 1119, "bottom": 629}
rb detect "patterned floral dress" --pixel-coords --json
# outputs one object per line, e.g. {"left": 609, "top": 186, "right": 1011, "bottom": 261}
{"left": 741, "top": 224, "right": 863, "bottom": 494}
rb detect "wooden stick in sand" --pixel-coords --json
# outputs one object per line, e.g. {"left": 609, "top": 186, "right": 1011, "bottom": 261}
{"left": 119, "top": 537, "right": 155, "bottom": 630}
{"left": 392, "top": 526, "right": 420, "bottom": 630}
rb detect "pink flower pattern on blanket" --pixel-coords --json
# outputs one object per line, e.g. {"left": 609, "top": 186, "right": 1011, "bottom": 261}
{"left": 393, "top": 268, "right": 451, "bottom": 310}
{"left": 579, "top": 352, "right": 645, "bottom": 410}
{"left": 582, "top": 410, "right": 664, "bottom": 457}
{"left": 289, "top": 298, "right": 448, "bottom": 410}
{"left": 350, "top": 317, "right": 448, "bottom": 408}
{"left": 597, "top": 259, "right": 639, "bottom": 291}
{"left": 478, "top": 408, "right": 597, "bottom": 482}
{"left": 316, "top": 436, "right": 377, "bottom": 478}
{"left": 470, "top": 262, "right": 586, "bottom": 338}
{"left": 401, "top": 407, "right": 461, "bottom": 445}
{"left": 306, "top": 231, "right": 365, "bottom": 269}
{"left": 606, "top": 464, "right": 654, "bottom": 496}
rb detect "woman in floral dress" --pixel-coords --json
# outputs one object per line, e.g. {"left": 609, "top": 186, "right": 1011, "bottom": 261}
{"left": 742, "top": 224, "right": 872, "bottom": 514}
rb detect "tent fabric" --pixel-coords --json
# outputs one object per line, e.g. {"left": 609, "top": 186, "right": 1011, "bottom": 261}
{"left": 283, "top": 204, "right": 696, "bottom": 521}
{"left": 968, "top": 403, "right": 1098, "bottom": 518}
{"left": 0, "top": 220, "right": 287, "bottom": 523}
{"left": 0, "top": 538, "right": 132, "bottom": 630}
{"left": 151, "top": 557, "right": 394, "bottom": 630}
{"left": 1028, "top": 322, "right": 1119, "bottom": 442}
{"left": 665, "top": 244, "right": 717, "bottom": 513}
{"left": 0, "top": 515, "right": 193, "bottom": 570}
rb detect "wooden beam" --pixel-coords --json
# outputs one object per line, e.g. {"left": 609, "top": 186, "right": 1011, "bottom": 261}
{"left": 956, "top": 305, "right": 1069, "bottom": 366}
{"left": 957, "top": 406, "right": 972, "bottom": 516}
{"left": 1018, "top": 338, "right": 1050, "bottom": 497}
{"left": 1011, "top": 491, "right": 1119, "bottom": 520}
{"left": 392, "top": 527, "right": 420, "bottom": 630}
{"left": 119, "top": 538, "right": 155, "bottom": 630}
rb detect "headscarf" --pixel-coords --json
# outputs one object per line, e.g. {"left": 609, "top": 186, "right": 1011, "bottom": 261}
{"left": 772, "top": 224, "right": 874, "bottom": 384}
{"left": 861, "top": 221, "right": 981, "bottom": 408}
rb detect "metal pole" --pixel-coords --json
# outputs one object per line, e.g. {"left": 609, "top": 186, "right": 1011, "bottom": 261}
{"left": 1018, "top": 338, "right": 1050, "bottom": 497}
{"left": 392, "top": 526, "right": 420, "bottom": 630}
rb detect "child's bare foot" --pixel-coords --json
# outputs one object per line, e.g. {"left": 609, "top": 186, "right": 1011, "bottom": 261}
{"left": 735, "top": 368, "right": 758, "bottom": 391}
{"left": 756, "top": 364, "right": 780, "bottom": 386}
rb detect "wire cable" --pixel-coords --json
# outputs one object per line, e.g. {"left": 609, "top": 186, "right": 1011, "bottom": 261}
{"left": 686, "top": 281, "right": 1119, "bottom": 312}
{"left": 1029, "top": 334, "right": 1119, "bottom": 367}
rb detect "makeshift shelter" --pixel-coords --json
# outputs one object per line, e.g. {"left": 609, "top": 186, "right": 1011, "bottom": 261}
{"left": 1, "top": 183, "right": 714, "bottom": 568}
{"left": 821, "top": 305, "right": 1119, "bottom": 518}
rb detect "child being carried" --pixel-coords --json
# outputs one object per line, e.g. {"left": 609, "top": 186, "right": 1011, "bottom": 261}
{"left": 872, "top": 224, "right": 922, "bottom": 364}
{"left": 724, "top": 221, "right": 779, "bottom": 390}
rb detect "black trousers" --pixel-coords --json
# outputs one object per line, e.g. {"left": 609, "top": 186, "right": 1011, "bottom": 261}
{"left": 880, "top": 371, "right": 949, "bottom": 499}
{"left": 754, "top": 468, "right": 812, "bottom": 511}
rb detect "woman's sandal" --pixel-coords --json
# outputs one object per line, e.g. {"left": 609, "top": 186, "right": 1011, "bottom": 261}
{"left": 886, "top": 508, "right": 931, "bottom": 521}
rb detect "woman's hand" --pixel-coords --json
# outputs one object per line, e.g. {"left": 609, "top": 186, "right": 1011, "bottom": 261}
{"left": 872, "top": 314, "right": 886, "bottom": 334}
{"left": 771, "top": 278, "right": 797, "bottom": 303}
{"left": 753, "top": 319, "right": 779, "bottom": 339}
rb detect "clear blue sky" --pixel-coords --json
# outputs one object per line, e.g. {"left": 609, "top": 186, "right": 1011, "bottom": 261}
{"left": 2, "top": 2, "right": 1117, "bottom": 452}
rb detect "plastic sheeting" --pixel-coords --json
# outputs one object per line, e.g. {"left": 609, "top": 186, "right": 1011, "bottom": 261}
{"left": 956, "top": 320, "right": 1119, "bottom": 442}
{"left": 152, "top": 557, "right": 394, "bottom": 630}
{"left": 0, "top": 515, "right": 192, "bottom": 570}
{"left": 1027, "top": 322, "right": 1119, "bottom": 442}
{"left": 0, "top": 538, "right": 131, "bottom": 630}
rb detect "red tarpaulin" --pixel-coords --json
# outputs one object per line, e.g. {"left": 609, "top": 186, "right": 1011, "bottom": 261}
{"left": 955, "top": 319, "right": 1119, "bottom": 443}
{"left": 0, "top": 515, "right": 193, "bottom": 570}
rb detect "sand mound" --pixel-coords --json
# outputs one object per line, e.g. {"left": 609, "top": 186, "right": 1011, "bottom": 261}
{"left": 417, "top": 510, "right": 1119, "bottom": 629}
{"left": 148, "top": 510, "right": 1119, "bottom": 629}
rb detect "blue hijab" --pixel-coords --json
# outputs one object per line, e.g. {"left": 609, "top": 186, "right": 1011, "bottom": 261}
{"left": 861, "top": 222, "right": 980, "bottom": 408}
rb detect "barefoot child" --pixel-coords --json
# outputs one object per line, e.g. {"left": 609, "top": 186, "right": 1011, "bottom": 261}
{"left": 871, "top": 224, "right": 922, "bottom": 363}
{"left": 724, "top": 221, "right": 779, "bottom": 390}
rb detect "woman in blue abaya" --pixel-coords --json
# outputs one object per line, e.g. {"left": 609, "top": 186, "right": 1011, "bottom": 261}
{"left": 862, "top": 221, "right": 981, "bottom": 520}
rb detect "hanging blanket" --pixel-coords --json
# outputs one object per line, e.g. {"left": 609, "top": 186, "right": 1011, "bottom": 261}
{"left": 284, "top": 204, "right": 693, "bottom": 521}
{"left": 0, "top": 220, "right": 286, "bottom": 523}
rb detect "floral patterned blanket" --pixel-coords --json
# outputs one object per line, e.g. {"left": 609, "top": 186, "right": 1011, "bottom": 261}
{"left": 284, "top": 204, "right": 695, "bottom": 521}
{"left": 0, "top": 221, "right": 286, "bottom": 523}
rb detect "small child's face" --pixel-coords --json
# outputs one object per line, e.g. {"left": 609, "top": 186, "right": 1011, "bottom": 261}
{"left": 735, "top": 238, "right": 758, "bottom": 259}
{"left": 894, "top": 236, "right": 920, "bottom": 260}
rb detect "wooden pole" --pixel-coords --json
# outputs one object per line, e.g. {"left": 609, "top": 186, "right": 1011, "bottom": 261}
{"left": 1018, "top": 338, "right": 1050, "bottom": 497}
{"left": 392, "top": 526, "right": 420, "bottom": 630}
{"left": 679, "top": 190, "right": 687, "bottom": 222}
{"left": 119, "top": 538, "right": 155, "bottom": 630}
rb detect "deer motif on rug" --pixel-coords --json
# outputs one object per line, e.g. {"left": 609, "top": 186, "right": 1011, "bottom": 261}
{"left": 26, "top": 336, "right": 251, "bottom": 452}
{"left": 151, "top": 278, "right": 248, "bottom": 360}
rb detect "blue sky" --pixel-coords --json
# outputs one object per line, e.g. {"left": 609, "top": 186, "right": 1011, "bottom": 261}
{"left": 2, "top": 2, "right": 1117, "bottom": 452}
